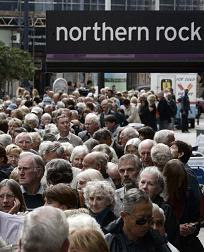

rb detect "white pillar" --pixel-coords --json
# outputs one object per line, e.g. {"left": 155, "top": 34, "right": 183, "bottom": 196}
{"left": 155, "top": 0, "right": 160, "bottom": 10}
{"left": 105, "top": 0, "right": 111, "bottom": 10}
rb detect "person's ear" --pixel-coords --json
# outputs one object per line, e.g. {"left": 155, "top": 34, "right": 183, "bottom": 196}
{"left": 178, "top": 152, "right": 184, "bottom": 158}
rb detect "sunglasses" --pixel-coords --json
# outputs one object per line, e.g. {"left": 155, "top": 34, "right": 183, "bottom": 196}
{"left": 134, "top": 217, "right": 153, "bottom": 225}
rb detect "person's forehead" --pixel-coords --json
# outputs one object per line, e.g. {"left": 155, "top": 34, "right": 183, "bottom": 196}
{"left": 119, "top": 159, "right": 135, "bottom": 168}
{"left": 131, "top": 201, "right": 152, "bottom": 214}
{"left": 18, "top": 135, "right": 31, "bottom": 141}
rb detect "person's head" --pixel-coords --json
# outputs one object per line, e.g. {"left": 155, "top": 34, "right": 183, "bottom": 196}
{"left": 24, "top": 113, "right": 39, "bottom": 129}
{"left": 69, "top": 229, "right": 109, "bottom": 252}
{"left": 6, "top": 144, "right": 22, "bottom": 167}
{"left": 8, "top": 118, "right": 22, "bottom": 136}
{"left": 107, "top": 162, "right": 121, "bottom": 189}
{"left": 138, "top": 166, "right": 165, "bottom": 200}
{"left": 82, "top": 152, "right": 108, "bottom": 179}
{"left": 121, "top": 188, "right": 152, "bottom": 241}
{"left": 93, "top": 128, "right": 112, "bottom": 146}
{"left": 19, "top": 206, "right": 69, "bottom": 252}
{"left": 39, "top": 141, "right": 65, "bottom": 164}
{"left": 152, "top": 203, "right": 166, "bottom": 237}
{"left": 83, "top": 138, "right": 99, "bottom": 152}
{"left": 118, "top": 154, "right": 141, "bottom": 188}
{"left": 61, "top": 142, "right": 74, "bottom": 161}
{"left": 0, "top": 178, "right": 27, "bottom": 213}
{"left": 170, "top": 140, "right": 192, "bottom": 164}
{"left": 44, "top": 183, "right": 78, "bottom": 210}
{"left": 0, "top": 144, "right": 8, "bottom": 165}
{"left": 151, "top": 143, "right": 172, "bottom": 171}
{"left": 18, "top": 152, "right": 45, "bottom": 188}
{"left": 92, "top": 144, "right": 113, "bottom": 162}
{"left": 100, "top": 99, "right": 110, "bottom": 113}
{"left": 124, "top": 138, "right": 141, "bottom": 156}
{"left": 57, "top": 115, "right": 70, "bottom": 136}
{"left": 163, "top": 159, "right": 188, "bottom": 203}
{"left": 15, "top": 132, "right": 33, "bottom": 151}
{"left": 119, "top": 127, "right": 139, "bottom": 147}
{"left": 84, "top": 113, "right": 99, "bottom": 135}
{"left": 104, "top": 114, "right": 118, "bottom": 131}
{"left": 67, "top": 213, "right": 103, "bottom": 235}
{"left": 0, "top": 134, "right": 12, "bottom": 148}
{"left": 41, "top": 113, "right": 52, "bottom": 126}
{"left": 83, "top": 180, "right": 115, "bottom": 213}
{"left": 138, "top": 126, "right": 155, "bottom": 141}
{"left": 76, "top": 168, "right": 104, "bottom": 192}
{"left": 154, "top": 130, "right": 175, "bottom": 147}
{"left": 29, "top": 132, "right": 41, "bottom": 151}
{"left": 70, "top": 146, "right": 88, "bottom": 169}
{"left": 123, "top": 98, "right": 130, "bottom": 108}
{"left": 45, "top": 159, "right": 73, "bottom": 186}
{"left": 138, "top": 139, "right": 155, "bottom": 167}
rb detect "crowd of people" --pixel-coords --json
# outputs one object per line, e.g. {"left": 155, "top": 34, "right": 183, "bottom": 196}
{"left": 0, "top": 85, "right": 203, "bottom": 252}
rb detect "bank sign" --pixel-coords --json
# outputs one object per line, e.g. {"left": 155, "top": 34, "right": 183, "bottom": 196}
{"left": 46, "top": 11, "right": 204, "bottom": 54}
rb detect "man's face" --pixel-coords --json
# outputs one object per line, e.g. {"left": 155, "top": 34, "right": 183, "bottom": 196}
{"left": 139, "top": 143, "right": 153, "bottom": 167}
{"left": 18, "top": 157, "right": 41, "bottom": 187}
{"left": 85, "top": 118, "right": 98, "bottom": 135}
{"left": 152, "top": 210, "right": 165, "bottom": 236}
{"left": 121, "top": 201, "right": 153, "bottom": 240}
{"left": 57, "top": 116, "right": 70, "bottom": 136}
{"left": 16, "top": 135, "right": 32, "bottom": 151}
{"left": 119, "top": 131, "right": 129, "bottom": 147}
{"left": 118, "top": 159, "right": 139, "bottom": 187}
{"left": 101, "top": 101, "right": 109, "bottom": 112}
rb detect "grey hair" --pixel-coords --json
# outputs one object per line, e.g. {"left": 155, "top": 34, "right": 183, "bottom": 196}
{"left": 138, "top": 139, "right": 156, "bottom": 154}
{"left": 24, "top": 113, "right": 39, "bottom": 126}
{"left": 123, "top": 188, "right": 151, "bottom": 214}
{"left": 138, "top": 166, "right": 165, "bottom": 194}
{"left": 121, "top": 126, "right": 139, "bottom": 139}
{"left": 92, "top": 144, "right": 113, "bottom": 162}
{"left": 20, "top": 206, "right": 68, "bottom": 252}
{"left": 151, "top": 143, "right": 172, "bottom": 170}
{"left": 83, "top": 180, "right": 116, "bottom": 210}
{"left": 67, "top": 213, "right": 104, "bottom": 236}
{"left": 8, "top": 118, "right": 22, "bottom": 127}
{"left": 70, "top": 145, "right": 88, "bottom": 163}
{"left": 19, "top": 152, "right": 45, "bottom": 174}
{"left": 152, "top": 203, "right": 166, "bottom": 222}
{"left": 154, "top": 130, "right": 174, "bottom": 145}
{"left": 76, "top": 168, "right": 104, "bottom": 183}
{"left": 85, "top": 113, "right": 100, "bottom": 126}
{"left": 118, "top": 154, "right": 142, "bottom": 172}
{"left": 124, "top": 137, "right": 141, "bottom": 154}
{"left": 0, "top": 134, "right": 12, "bottom": 148}
{"left": 15, "top": 132, "right": 33, "bottom": 144}
{"left": 41, "top": 113, "right": 52, "bottom": 121}
{"left": 39, "top": 141, "right": 64, "bottom": 157}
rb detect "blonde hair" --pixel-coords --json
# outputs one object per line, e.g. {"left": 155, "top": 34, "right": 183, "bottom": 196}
{"left": 69, "top": 229, "right": 109, "bottom": 252}
{"left": 6, "top": 144, "right": 22, "bottom": 155}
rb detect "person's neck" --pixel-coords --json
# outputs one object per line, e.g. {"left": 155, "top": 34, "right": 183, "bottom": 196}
{"left": 60, "top": 131, "right": 69, "bottom": 137}
{"left": 24, "top": 183, "right": 41, "bottom": 194}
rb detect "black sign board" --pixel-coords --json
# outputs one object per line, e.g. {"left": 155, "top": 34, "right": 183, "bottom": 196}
{"left": 28, "top": 27, "right": 46, "bottom": 53}
{"left": 46, "top": 11, "right": 204, "bottom": 54}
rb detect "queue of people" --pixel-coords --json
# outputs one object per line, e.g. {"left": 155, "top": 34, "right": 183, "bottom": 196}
{"left": 0, "top": 85, "right": 203, "bottom": 252}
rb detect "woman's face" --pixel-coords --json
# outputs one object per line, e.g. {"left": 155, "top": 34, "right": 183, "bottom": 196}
{"left": 0, "top": 185, "right": 15, "bottom": 213}
{"left": 7, "top": 151, "right": 20, "bottom": 167}
{"left": 126, "top": 145, "right": 138, "bottom": 155}
{"left": 72, "top": 154, "right": 86, "bottom": 169}
{"left": 77, "top": 179, "right": 87, "bottom": 192}
{"left": 139, "top": 173, "right": 160, "bottom": 199}
{"left": 88, "top": 193, "right": 109, "bottom": 214}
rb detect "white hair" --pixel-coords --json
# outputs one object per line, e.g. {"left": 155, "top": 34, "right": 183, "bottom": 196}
{"left": 151, "top": 143, "right": 172, "bottom": 170}
{"left": 0, "top": 134, "right": 12, "bottom": 148}
{"left": 85, "top": 113, "right": 100, "bottom": 126}
{"left": 70, "top": 145, "right": 88, "bottom": 163}
{"left": 20, "top": 206, "right": 68, "bottom": 252}
{"left": 24, "top": 113, "right": 39, "bottom": 126}
{"left": 124, "top": 137, "right": 141, "bottom": 154}
{"left": 154, "top": 130, "right": 174, "bottom": 145}
{"left": 76, "top": 168, "right": 104, "bottom": 182}
{"left": 67, "top": 213, "right": 104, "bottom": 236}
{"left": 152, "top": 203, "right": 166, "bottom": 221}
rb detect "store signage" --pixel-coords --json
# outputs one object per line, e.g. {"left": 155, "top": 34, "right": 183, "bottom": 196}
{"left": 46, "top": 11, "right": 204, "bottom": 54}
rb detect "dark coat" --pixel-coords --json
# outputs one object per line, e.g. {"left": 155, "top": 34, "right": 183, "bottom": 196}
{"left": 105, "top": 218, "right": 171, "bottom": 252}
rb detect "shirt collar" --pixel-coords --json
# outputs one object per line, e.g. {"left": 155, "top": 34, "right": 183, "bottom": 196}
{"left": 56, "top": 132, "right": 71, "bottom": 141}
{"left": 21, "top": 184, "right": 44, "bottom": 195}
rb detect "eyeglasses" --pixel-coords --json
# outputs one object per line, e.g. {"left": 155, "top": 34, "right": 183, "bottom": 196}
{"left": 135, "top": 217, "right": 153, "bottom": 226}
{"left": 0, "top": 194, "right": 15, "bottom": 200}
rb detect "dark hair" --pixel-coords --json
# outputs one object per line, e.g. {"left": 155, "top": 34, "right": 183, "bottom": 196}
{"left": 163, "top": 159, "right": 187, "bottom": 220}
{"left": 0, "top": 144, "right": 8, "bottom": 164}
{"left": 170, "top": 140, "right": 192, "bottom": 164}
{"left": 138, "top": 126, "right": 155, "bottom": 140}
{"left": 93, "top": 128, "right": 112, "bottom": 142}
{"left": 104, "top": 115, "right": 117, "bottom": 124}
{"left": 44, "top": 183, "right": 78, "bottom": 209}
{"left": 0, "top": 120, "right": 8, "bottom": 133}
{"left": 0, "top": 179, "right": 27, "bottom": 212}
{"left": 123, "top": 99, "right": 130, "bottom": 106}
{"left": 46, "top": 159, "right": 73, "bottom": 185}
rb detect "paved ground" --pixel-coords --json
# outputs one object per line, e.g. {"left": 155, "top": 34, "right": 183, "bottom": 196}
{"left": 174, "top": 116, "right": 204, "bottom": 246}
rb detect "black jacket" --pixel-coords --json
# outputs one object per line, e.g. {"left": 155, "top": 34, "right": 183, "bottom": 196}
{"left": 105, "top": 218, "right": 171, "bottom": 252}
